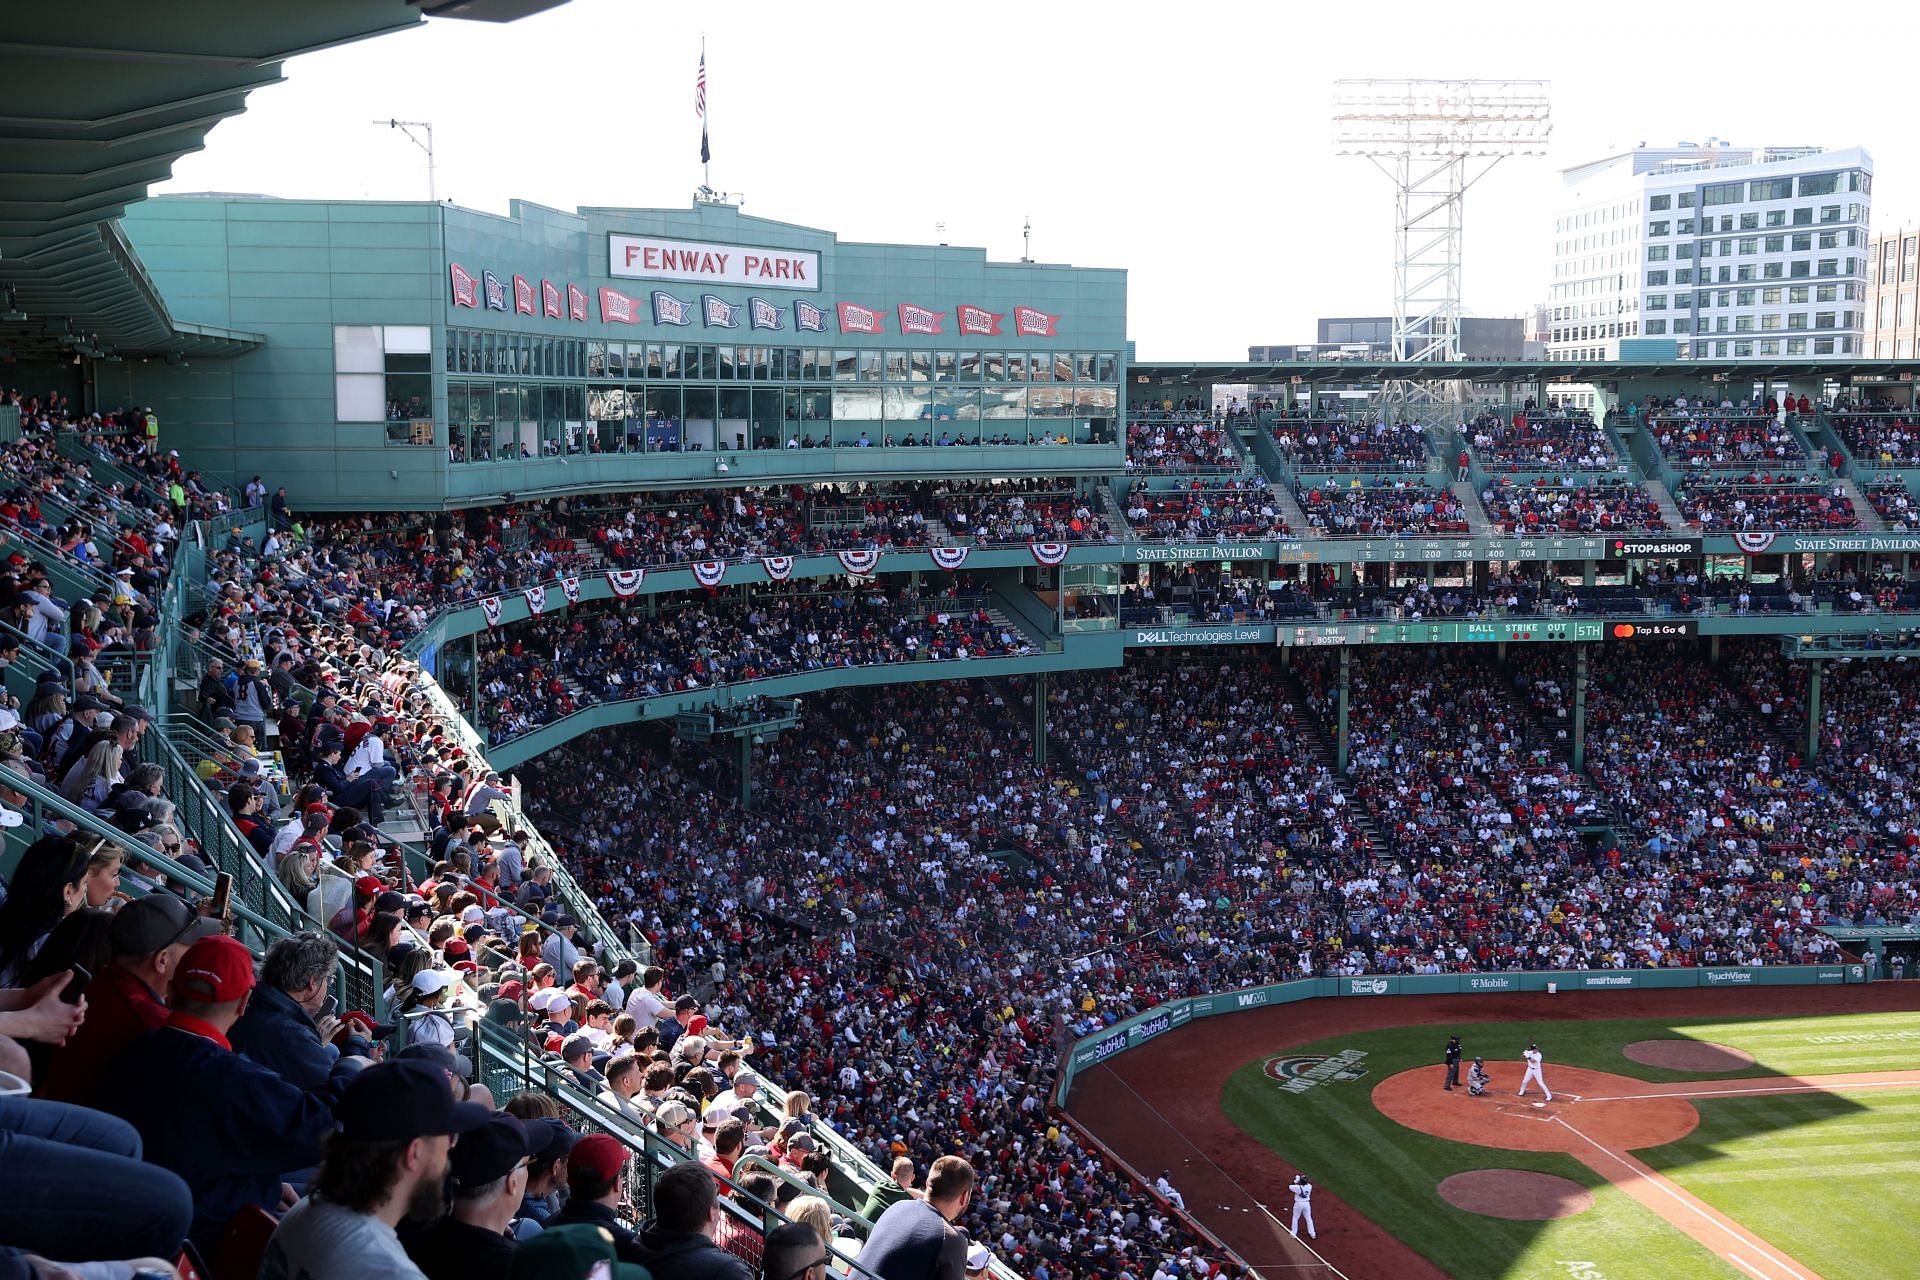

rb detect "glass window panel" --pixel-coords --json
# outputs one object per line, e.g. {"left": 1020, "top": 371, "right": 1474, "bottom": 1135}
{"left": 910, "top": 351, "right": 932, "bottom": 382}
{"left": 981, "top": 387, "right": 1024, "bottom": 418}
{"left": 983, "top": 353, "right": 1006, "bottom": 382}
{"left": 1005, "top": 353, "right": 1028, "bottom": 382}
{"left": 1096, "top": 355, "right": 1117, "bottom": 382}
{"left": 753, "top": 347, "right": 771, "bottom": 379}
{"left": 937, "top": 387, "right": 979, "bottom": 421}
{"left": 834, "top": 350, "right": 857, "bottom": 381}
{"left": 334, "top": 326, "right": 383, "bottom": 373}
{"left": 699, "top": 346, "right": 718, "bottom": 379}
{"left": 335, "top": 373, "right": 383, "bottom": 422}
{"left": 1075, "top": 353, "right": 1096, "bottom": 381}
{"left": 934, "top": 351, "right": 956, "bottom": 382}
{"left": 783, "top": 348, "right": 802, "bottom": 379}
{"left": 859, "top": 351, "right": 883, "bottom": 381}
{"left": 661, "top": 344, "right": 682, "bottom": 378}
{"left": 885, "top": 351, "right": 908, "bottom": 381}
{"left": 586, "top": 341, "right": 605, "bottom": 376}
{"left": 885, "top": 387, "right": 934, "bottom": 421}
{"left": 714, "top": 346, "right": 733, "bottom": 379}
{"left": 832, "top": 387, "right": 883, "bottom": 420}
{"left": 1029, "top": 386, "right": 1073, "bottom": 417}
{"left": 605, "top": 343, "right": 625, "bottom": 377}
{"left": 957, "top": 351, "right": 981, "bottom": 380}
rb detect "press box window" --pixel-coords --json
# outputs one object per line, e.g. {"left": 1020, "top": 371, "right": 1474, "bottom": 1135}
{"left": 335, "top": 325, "right": 434, "bottom": 444}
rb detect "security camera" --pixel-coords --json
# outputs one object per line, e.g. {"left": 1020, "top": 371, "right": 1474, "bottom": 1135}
{"left": 715, "top": 458, "right": 729, "bottom": 474}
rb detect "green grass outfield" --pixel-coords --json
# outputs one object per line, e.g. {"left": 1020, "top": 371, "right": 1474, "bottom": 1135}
{"left": 1218, "top": 1010, "right": 1920, "bottom": 1280}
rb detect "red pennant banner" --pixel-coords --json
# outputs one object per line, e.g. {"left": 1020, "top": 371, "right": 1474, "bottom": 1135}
{"left": 567, "top": 284, "right": 588, "bottom": 321}
{"left": 542, "top": 279, "right": 563, "bottom": 319}
{"left": 450, "top": 264, "right": 479, "bottom": 308}
{"left": 607, "top": 567, "right": 646, "bottom": 597}
{"left": 762, "top": 556, "right": 794, "bottom": 581}
{"left": 1028, "top": 541, "right": 1068, "bottom": 567}
{"left": 836, "top": 302, "right": 885, "bottom": 334}
{"left": 513, "top": 275, "right": 536, "bottom": 316}
{"left": 929, "top": 546, "right": 971, "bottom": 571}
{"left": 956, "top": 305, "right": 1003, "bottom": 336}
{"left": 898, "top": 303, "right": 944, "bottom": 335}
{"left": 600, "top": 287, "right": 645, "bottom": 325}
{"left": 1014, "top": 307, "right": 1060, "bottom": 337}
{"left": 691, "top": 560, "right": 727, "bottom": 588}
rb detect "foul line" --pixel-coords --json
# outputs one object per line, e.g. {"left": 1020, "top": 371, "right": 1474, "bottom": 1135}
{"left": 1552, "top": 1115, "right": 1813, "bottom": 1280}
{"left": 1581, "top": 1080, "right": 1920, "bottom": 1103}
{"left": 1108, "top": 1070, "right": 1354, "bottom": 1280}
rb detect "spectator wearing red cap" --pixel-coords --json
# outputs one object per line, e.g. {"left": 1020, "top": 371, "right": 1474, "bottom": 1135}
{"left": 549, "top": 1132, "right": 648, "bottom": 1264}
{"left": 94, "top": 934, "right": 365, "bottom": 1251}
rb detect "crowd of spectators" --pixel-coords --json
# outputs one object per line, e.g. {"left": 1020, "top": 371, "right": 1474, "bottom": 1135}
{"left": 1830, "top": 412, "right": 1920, "bottom": 469}
{"left": 1676, "top": 477, "right": 1860, "bottom": 531}
{"left": 1477, "top": 479, "right": 1667, "bottom": 535}
{"left": 1650, "top": 413, "right": 1809, "bottom": 469}
{"left": 1292, "top": 480, "right": 1470, "bottom": 536}
{"left": 1120, "top": 481, "right": 1289, "bottom": 541}
{"left": 1125, "top": 415, "right": 1241, "bottom": 472}
{"left": 1462, "top": 408, "right": 1615, "bottom": 473}
{"left": 1272, "top": 419, "right": 1429, "bottom": 472}
{"left": 1865, "top": 478, "right": 1918, "bottom": 530}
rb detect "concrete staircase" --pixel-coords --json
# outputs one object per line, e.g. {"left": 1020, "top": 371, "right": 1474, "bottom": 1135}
{"left": 1472, "top": 652, "right": 1622, "bottom": 834}
{"left": 1271, "top": 664, "right": 1389, "bottom": 857}
{"left": 1450, "top": 479, "right": 1497, "bottom": 537}
{"left": 1642, "top": 478, "right": 1689, "bottom": 531}
{"left": 1834, "top": 475, "right": 1886, "bottom": 531}
{"left": 1267, "top": 480, "right": 1319, "bottom": 537}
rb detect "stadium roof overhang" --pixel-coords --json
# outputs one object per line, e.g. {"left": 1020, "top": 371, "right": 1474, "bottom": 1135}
{"left": 1130, "top": 358, "right": 1920, "bottom": 386}
{"left": 0, "top": 0, "right": 567, "bottom": 362}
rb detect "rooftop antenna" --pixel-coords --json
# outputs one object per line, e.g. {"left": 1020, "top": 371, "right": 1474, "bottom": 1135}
{"left": 936, "top": 220, "right": 947, "bottom": 245}
{"left": 1021, "top": 216, "right": 1032, "bottom": 263}
{"left": 373, "top": 119, "right": 436, "bottom": 203}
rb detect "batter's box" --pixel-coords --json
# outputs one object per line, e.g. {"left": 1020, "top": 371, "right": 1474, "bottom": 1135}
{"left": 1492, "top": 1102, "right": 1562, "bottom": 1122}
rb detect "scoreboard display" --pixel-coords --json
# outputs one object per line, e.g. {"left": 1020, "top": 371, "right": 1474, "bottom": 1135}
{"left": 1283, "top": 620, "right": 1604, "bottom": 647}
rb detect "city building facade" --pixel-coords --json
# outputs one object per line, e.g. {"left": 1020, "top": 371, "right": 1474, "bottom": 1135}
{"left": 1865, "top": 225, "right": 1920, "bottom": 359}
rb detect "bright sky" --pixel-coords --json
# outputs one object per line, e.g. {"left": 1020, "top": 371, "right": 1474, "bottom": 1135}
{"left": 158, "top": 0, "right": 1920, "bottom": 360}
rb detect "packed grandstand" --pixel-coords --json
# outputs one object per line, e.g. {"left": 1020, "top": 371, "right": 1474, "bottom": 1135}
{"left": 1, "top": 377, "right": 1918, "bottom": 1280}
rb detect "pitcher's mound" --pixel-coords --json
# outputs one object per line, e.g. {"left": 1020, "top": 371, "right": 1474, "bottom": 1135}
{"left": 1623, "top": 1039, "right": 1755, "bottom": 1072}
{"left": 1438, "top": 1170, "right": 1594, "bottom": 1220}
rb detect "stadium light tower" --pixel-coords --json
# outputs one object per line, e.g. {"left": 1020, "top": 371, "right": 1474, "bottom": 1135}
{"left": 1332, "top": 81, "right": 1551, "bottom": 374}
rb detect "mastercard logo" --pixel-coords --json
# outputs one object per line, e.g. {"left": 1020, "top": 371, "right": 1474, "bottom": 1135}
{"left": 1612, "top": 623, "right": 1638, "bottom": 638}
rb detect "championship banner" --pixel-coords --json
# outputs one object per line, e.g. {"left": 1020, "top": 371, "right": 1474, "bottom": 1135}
{"left": 795, "top": 300, "right": 828, "bottom": 332}
{"left": 449, "top": 264, "right": 479, "bottom": 308}
{"left": 542, "top": 279, "right": 563, "bottom": 319}
{"left": 600, "top": 287, "right": 644, "bottom": 325}
{"left": 703, "top": 294, "right": 740, "bottom": 328}
{"left": 1735, "top": 531, "right": 1778, "bottom": 555}
{"left": 653, "top": 291, "right": 693, "bottom": 326}
{"left": 691, "top": 560, "right": 727, "bottom": 587}
{"left": 898, "top": 303, "right": 944, "bottom": 335}
{"left": 1014, "top": 306, "right": 1060, "bottom": 337}
{"left": 567, "top": 284, "right": 589, "bottom": 321}
{"left": 836, "top": 548, "right": 880, "bottom": 575}
{"left": 762, "top": 556, "right": 794, "bottom": 581}
{"left": 479, "top": 596, "right": 503, "bottom": 627}
{"left": 560, "top": 576, "right": 581, "bottom": 606}
{"left": 524, "top": 584, "right": 547, "bottom": 616}
{"left": 930, "top": 545, "right": 971, "bottom": 571}
{"left": 483, "top": 270, "right": 509, "bottom": 311}
{"left": 749, "top": 297, "right": 786, "bottom": 330}
{"left": 1029, "top": 541, "right": 1069, "bottom": 567}
{"left": 512, "top": 275, "right": 537, "bottom": 316}
{"left": 607, "top": 567, "right": 646, "bottom": 597}
{"left": 956, "top": 304, "right": 1003, "bottom": 336}
{"left": 836, "top": 302, "right": 885, "bottom": 334}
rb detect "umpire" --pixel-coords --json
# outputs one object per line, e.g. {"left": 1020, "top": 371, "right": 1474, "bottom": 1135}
{"left": 1444, "top": 1034, "right": 1462, "bottom": 1090}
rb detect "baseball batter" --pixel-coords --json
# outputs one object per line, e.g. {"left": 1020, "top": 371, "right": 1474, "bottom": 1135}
{"left": 1288, "top": 1173, "right": 1315, "bottom": 1239}
{"left": 1518, "top": 1041, "right": 1552, "bottom": 1101}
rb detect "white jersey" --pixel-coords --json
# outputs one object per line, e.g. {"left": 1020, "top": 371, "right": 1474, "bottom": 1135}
{"left": 1291, "top": 1179, "right": 1312, "bottom": 1206}
{"left": 1524, "top": 1048, "right": 1543, "bottom": 1070}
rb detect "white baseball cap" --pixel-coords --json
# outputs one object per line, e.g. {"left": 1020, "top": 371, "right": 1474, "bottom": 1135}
{"left": 966, "top": 1246, "right": 993, "bottom": 1273}
{"left": 410, "top": 969, "right": 451, "bottom": 995}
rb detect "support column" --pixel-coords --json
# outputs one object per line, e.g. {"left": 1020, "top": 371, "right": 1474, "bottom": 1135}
{"left": 1806, "top": 659, "right": 1823, "bottom": 762}
{"left": 1336, "top": 647, "right": 1351, "bottom": 776}
{"left": 469, "top": 631, "right": 480, "bottom": 727}
{"left": 1708, "top": 634, "right": 1721, "bottom": 665}
{"left": 738, "top": 732, "right": 754, "bottom": 812}
{"left": 1033, "top": 672, "right": 1048, "bottom": 767}
{"left": 1572, "top": 643, "right": 1589, "bottom": 773}
{"left": 1581, "top": 560, "right": 1595, "bottom": 587}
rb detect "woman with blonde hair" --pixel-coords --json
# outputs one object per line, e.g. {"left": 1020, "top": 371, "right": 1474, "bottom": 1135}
{"left": 277, "top": 840, "right": 320, "bottom": 903}
{"left": 60, "top": 738, "right": 122, "bottom": 811}
{"left": 25, "top": 687, "right": 67, "bottom": 737}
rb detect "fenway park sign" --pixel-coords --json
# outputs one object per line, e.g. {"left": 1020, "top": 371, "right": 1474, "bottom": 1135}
{"left": 610, "top": 234, "right": 821, "bottom": 291}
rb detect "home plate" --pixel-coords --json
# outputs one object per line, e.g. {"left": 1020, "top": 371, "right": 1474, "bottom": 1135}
{"left": 1532, "top": 1101, "right": 1547, "bottom": 1109}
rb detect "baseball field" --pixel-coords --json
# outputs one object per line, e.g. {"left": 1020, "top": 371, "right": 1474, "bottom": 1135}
{"left": 1066, "top": 984, "right": 1920, "bottom": 1280}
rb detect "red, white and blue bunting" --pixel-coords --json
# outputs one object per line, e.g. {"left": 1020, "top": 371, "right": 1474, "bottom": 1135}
{"left": 1734, "top": 531, "right": 1778, "bottom": 555}
{"left": 560, "top": 576, "right": 581, "bottom": 607}
{"left": 1028, "top": 541, "right": 1069, "bottom": 567}
{"left": 762, "top": 556, "right": 795, "bottom": 581}
{"left": 524, "top": 584, "right": 547, "bottom": 616}
{"left": 479, "top": 596, "right": 503, "bottom": 628}
{"left": 930, "top": 545, "right": 971, "bottom": 571}
{"left": 692, "top": 560, "right": 728, "bottom": 588}
{"left": 607, "top": 568, "right": 646, "bottom": 597}
{"left": 837, "top": 549, "right": 881, "bottom": 575}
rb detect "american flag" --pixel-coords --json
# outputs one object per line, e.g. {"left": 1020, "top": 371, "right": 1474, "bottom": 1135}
{"left": 695, "top": 53, "right": 706, "bottom": 118}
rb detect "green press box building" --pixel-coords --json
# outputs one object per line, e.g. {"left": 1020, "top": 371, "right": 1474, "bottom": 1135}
{"left": 97, "top": 196, "right": 1129, "bottom": 509}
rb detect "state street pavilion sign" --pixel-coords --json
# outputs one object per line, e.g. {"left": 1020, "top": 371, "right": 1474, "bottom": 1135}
{"left": 609, "top": 234, "right": 821, "bottom": 291}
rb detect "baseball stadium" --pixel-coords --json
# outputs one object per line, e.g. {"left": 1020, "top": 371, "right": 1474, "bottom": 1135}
{"left": 0, "top": 5, "right": 1917, "bottom": 1280}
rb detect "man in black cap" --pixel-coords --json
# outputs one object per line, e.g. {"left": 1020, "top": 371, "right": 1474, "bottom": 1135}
{"left": 407, "top": 1113, "right": 537, "bottom": 1280}
{"left": 262, "top": 1060, "right": 492, "bottom": 1280}
{"left": 511, "top": 1118, "right": 578, "bottom": 1240}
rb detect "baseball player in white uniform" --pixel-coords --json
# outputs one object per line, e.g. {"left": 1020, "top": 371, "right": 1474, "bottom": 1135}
{"left": 1518, "top": 1041, "right": 1552, "bottom": 1101}
{"left": 1288, "top": 1173, "right": 1315, "bottom": 1239}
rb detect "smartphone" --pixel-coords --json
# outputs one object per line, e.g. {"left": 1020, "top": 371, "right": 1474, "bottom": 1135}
{"left": 62, "top": 964, "right": 92, "bottom": 1005}
{"left": 210, "top": 871, "right": 233, "bottom": 922}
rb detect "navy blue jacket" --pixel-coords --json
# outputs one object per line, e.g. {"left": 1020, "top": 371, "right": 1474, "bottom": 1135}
{"left": 95, "top": 1015, "right": 351, "bottom": 1242}
{"left": 230, "top": 984, "right": 340, "bottom": 1092}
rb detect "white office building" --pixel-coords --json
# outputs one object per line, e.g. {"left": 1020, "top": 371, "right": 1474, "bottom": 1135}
{"left": 1548, "top": 143, "right": 1872, "bottom": 363}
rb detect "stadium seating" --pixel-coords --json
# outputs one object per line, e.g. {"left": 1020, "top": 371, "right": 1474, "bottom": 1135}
{"left": 1462, "top": 408, "right": 1616, "bottom": 472}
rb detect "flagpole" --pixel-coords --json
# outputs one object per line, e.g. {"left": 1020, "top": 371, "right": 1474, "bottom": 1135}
{"left": 700, "top": 36, "right": 710, "bottom": 192}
